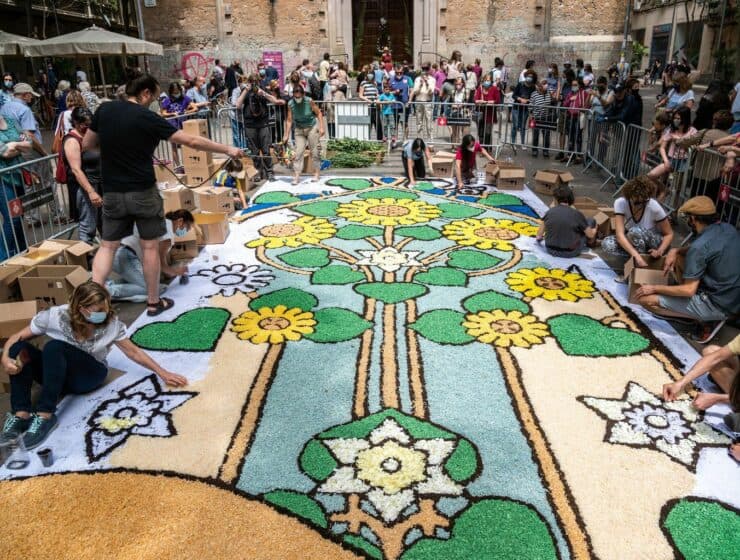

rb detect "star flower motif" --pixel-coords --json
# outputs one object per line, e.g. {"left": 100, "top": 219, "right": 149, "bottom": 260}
{"left": 318, "top": 417, "right": 463, "bottom": 523}
{"left": 85, "top": 375, "right": 197, "bottom": 462}
{"left": 192, "top": 263, "right": 275, "bottom": 297}
{"left": 578, "top": 382, "right": 731, "bottom": 471}
{"left": 355, "top": 246, "right": 423, "bottom": 273}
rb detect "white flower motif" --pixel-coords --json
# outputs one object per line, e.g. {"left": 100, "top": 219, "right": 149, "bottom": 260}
{"left": 579, "top": 382, "right": 731, "bottom": 470}
{"left": 355, "top": 247, "right": 423, "bottom": 273}
{"left": 86, "top": 375, "right": 197, "bottom": 462}
{"left": 192, "top": 263, "right": 275, "bottom": 297}
{"left": 318, "top": 418, "right": 462, "bottom": 523}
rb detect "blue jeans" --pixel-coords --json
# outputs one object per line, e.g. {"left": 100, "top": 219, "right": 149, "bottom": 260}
{"left": 0, "top": 174, "right": 27, "bottom": 261}
{"left": 76, "top": 182, "right": 102, "bottom": 244}
{"left": 8, "top": 340, "right": 108, "bottom": 414}
{"left": 231, "top": 119, "right": 246, "bottom": 149}
{"left": 511, "top": 109, "right": 526, "bottom": 144}
{"left": 108, "top": 245, "right": 147, "bottom": 300}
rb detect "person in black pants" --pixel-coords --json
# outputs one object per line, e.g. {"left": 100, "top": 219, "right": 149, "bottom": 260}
{"left": 401, "top": 138, "right": 432, "bottom": 185}
{"left": 236, "top": 74, "right": 285, "bottom": 181}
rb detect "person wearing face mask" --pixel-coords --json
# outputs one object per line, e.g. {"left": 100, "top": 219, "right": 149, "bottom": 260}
{"left": 473, "top": 73, "right": 500, "bottom": 148}
{"left": 237, "top": 74, "right": 283, "bottom": 181}
{"left": 318, "top": 53, "right": 331, "bottom": 96}
{"left": 401, "top": 137, "right": 432, "bottom": 185}
{"left": 106, "top": 209, "right": 195, "bottom": 302}
{"left": 283, "top": 85, "right": 325, "bottom": 184}
{"left": 454, "top": 133, "right": 495, "bottom": 186}
{"left": 160, "top": 81, "right": 198, "bottom": 169}
{"left": 511, "top": 70, "right": 537, "bottom": 147}
{"left": 449, "top": 78, "right": 471, "bottom": 144}
{"left": 409, "top": 64, "right": 436, "bottom": 140}
{"left": 562, "top": 77, "right": 590, "bottom": 163}
{"left": 85, "top": 69, "right": 243, "bottom": 316}
{"left": 359, "top": 71, "right": 384, "bottom": 141}
{"left": 0, "top": 281, "right": 188, "bottom": 450}
{"left": 1, "top": 73, "right": 14, "bottom": 103}
{"left": 186, "top": 77, "right": 210, "bottom": 113}
{"left": 636, "top": 196, "right": 740, "bottom": 342}
{"left": 529, "top": 79, "right": 556, "bottom": 157}
{"left": 647, "top": 106, "right": 697, "bottom": 191}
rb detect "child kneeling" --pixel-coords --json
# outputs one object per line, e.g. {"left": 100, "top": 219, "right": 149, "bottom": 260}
{"left": 536, "top": 184, "right": 596, "bottom": 258}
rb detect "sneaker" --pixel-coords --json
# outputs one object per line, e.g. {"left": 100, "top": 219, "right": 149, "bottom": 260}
{"left": 267, "top": 172, "right": 275, "bottom": 182}
{"left": 690, "top": 319, "right": 727, "bottom": 344}
{"left": 22, "top": 414, "right": 58, "bottom": 450}
{"left": 0, "top": 413, "right": 31, "bottom": 444}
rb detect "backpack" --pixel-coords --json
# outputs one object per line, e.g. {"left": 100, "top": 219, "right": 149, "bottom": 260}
{"left": 308, "top": 74, "right": 322, "bottom": 101}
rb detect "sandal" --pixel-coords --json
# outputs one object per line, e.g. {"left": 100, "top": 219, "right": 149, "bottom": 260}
{"left": 146, "top": 297, "right": 174, "bottom": 317}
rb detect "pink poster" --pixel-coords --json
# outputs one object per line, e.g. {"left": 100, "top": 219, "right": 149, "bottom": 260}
{"left": 262, "top": 51, "right": 284, "bottom": 86}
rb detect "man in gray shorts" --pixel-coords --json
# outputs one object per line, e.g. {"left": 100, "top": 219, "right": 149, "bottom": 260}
{"left": 84, "top": 71, "right": 242, "bottom": 316}
{"left": 635, "top": 196, "right": 740, "bottom": 342}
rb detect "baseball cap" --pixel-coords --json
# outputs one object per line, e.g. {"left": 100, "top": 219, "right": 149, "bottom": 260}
{"left": 613, "top": 84, "right": 625, "bottom": 93}
{"left": 678, "top": 196, "right": 716, "bottom": 216}
{"left": 563, "top": 61, "right": 572, "bottom": 66}
{"left": 13, "top": 83, "right": 40, "bottom": 97}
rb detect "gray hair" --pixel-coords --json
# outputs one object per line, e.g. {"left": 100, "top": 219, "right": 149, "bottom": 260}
{"left": 58, "top": 80, "right": 71, "bottom": 92}
{"left": 78, "top": 81, "right": 91, "bottom": 92}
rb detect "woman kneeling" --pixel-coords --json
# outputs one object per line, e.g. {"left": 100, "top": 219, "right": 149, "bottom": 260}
{"left": 0, "top": 282, "right": 187, "bottom": 450}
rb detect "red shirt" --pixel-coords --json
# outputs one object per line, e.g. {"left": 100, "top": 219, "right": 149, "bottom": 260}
{"left": 474, "top": 86, "right": 501, "bottom": 123}
{"left": 456, "top": 141, "right": 481, "bottom": 170}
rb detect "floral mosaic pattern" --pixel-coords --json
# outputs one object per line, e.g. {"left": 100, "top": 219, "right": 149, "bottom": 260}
{"left": 192, "top": 264, "right": 275, "bottom": 297}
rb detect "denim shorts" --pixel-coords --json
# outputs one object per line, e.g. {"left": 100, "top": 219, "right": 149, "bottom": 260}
{"left": 658, "top": 292, "right": 727, "bottom": 322}
{"left": 102, "top": 186, "right": 165, "bottom": 241}
{"left": 670, "top": 157, "right": 688, "bottom": 173}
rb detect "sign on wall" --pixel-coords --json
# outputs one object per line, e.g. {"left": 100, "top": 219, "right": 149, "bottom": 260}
{"left": 262, "top": 51, "right": 284, "bottom": 86}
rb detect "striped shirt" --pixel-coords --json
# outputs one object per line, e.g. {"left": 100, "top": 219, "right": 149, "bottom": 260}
{"left": 529, "top": 90, "right": 553, "bottom": 120}
{"left": 361, "top": 81, "right": 378, "bottom": 101}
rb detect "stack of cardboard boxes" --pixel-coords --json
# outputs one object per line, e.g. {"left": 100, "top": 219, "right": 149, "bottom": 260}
{"left": 484, "top": 161, "right": 526, "bottom": 190}
{"left": 181, "top": 119, "right": 218, "bottom": 186}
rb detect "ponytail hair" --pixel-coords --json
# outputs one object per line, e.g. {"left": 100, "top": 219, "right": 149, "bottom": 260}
{"left": 165, "top": 209, "right": 195, "bottom": 224}
{"left": 124, "top": 67, "right": 160, "bottom": 98}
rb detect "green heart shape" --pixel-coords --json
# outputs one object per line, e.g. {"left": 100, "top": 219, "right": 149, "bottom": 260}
{"left": 447, "top": 249, "right": 502, "bottom": 271}
{"left": 252, "top": 191, "right": 301, "bottom": 204}
{"left": 409, "top": 309, "right": 474, "bottom": 345}
{"left": 548, "top": 314, "right": 650, "bottom": 356}
{"left": 311, "top": 265, "right": 366, "bottom": 285}
{"left": 131, "top": 308, "right": 230, "bottom": 352}
{"left": 415, "top": 267, "right": 468, "bottom": 287}
{"left": 279, "top": 248, "right": 330, "bottom": 268}
{"left": 358, "top": 188, "right": 419, "bottom": 200}
{"left": 662, "top": 498, "right": 740, "bottom": 560}
{"left": 354, "top": 282, "right": 428, "bottom": 304}
{"left": 401, "top": 499, "right": 558, "bottom": 560}
{"left": 304, "top": 307, "right": 372, "bottom": 342}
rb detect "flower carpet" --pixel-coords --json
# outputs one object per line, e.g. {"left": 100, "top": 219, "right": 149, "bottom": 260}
{"left": 1, "top": 177, "right": 738, "bottom": 559}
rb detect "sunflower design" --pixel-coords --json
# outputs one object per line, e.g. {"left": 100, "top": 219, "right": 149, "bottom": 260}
{"left": 231, "top": 305, "right": 316, "bottom": 344}
{"left": 442, "top": 218, "right": 537, "bottom": 251}
{"left": 463, "top": 309, "right": 550, "bottom": 348}
{"left": 247, "top": 216, "right": 336, "bottom": 249}
{"left": 336, "top": 198, "right": 442, "bottom": 227}
{"left": 506, "top": 267, "right": 596, "bottom": 302}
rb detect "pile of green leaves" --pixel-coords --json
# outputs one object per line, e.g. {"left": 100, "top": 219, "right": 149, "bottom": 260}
{"left": 327, "top": 138, "right": 385, "bottom": 153}
{"left": 328, "top": 152, "right": 375, "bottom": 168}
{"left": 327, "top": 137, "right": 385, "bottom": 168}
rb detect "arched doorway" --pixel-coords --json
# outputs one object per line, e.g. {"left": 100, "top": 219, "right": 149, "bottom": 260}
{"left": 351, "top": 0, "right": 414, "bottom": 69}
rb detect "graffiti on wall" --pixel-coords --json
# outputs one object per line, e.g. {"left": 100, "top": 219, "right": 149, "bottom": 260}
{"left": 167, "top": 51, "right": 300, "bottom": 83}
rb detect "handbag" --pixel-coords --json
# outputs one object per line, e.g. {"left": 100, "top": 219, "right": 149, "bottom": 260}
{"left": 51, "top": 115, "right": 64, "bottom": 154}
{"left": 528, "top": 116, "right": 536, "bottom": 129}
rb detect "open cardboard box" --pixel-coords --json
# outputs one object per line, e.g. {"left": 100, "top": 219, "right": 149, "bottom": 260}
{"left": 573, "top": 196, "right": 599, "bottom": 211}
{"left": 194, "top": 186, "right": 234, "bottom": 214}
{"left": 533, "top": 169, "right": 574, "bottom": 196}
{"left": 580, "top": 208, "right": 612, "bottom": 238}
{"left": 18, "top": 265, "right": 90, "bottom": 307}
{"left": 0, "top": 264, "right": 25, "bottom": 303}
{"left": 31, "top": 240, "right": 96, "bottom": 269}
{"left": 193, "top": 212, "right": 230, "bottom": 245}
{"left": 161, "top": 185, "right": 196, "bottom": 214}
{"left": 430, "top": 151, "right": 456, "bottom": 178}
{"left": 0, "top": 300, "right": 41, "bottom": 341}
{"left": 624, "top": 255, "right": 683, "bottom": 304}
{"left": 5, "top": 246, "right": 66, "bottom": 269}
{"left": 170, "top": 228, "right": 200, "bottom": 261}
{"left": 495, "top": 163, "right": 526, "bottom": 190}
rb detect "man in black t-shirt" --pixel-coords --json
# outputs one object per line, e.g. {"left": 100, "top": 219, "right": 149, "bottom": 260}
{"left": 236, "top": 74, "right": 284, "bottom": 182}
{"left": 84, "top": 72, "right": 242, "bottom": 316}
{"left": 536, "top": 184, "right": 597, "bottom": 258}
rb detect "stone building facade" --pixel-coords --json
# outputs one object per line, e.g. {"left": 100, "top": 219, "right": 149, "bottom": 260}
{"left": 141, "top": 0, "right": 628, "bottom": 82}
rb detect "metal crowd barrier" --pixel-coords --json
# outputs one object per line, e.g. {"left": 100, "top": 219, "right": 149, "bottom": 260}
{"left": 0, "top": 154, "right": 76, "bottom": 261}
{"left": 679, "top": 147, "right": 740, "bottom": 228}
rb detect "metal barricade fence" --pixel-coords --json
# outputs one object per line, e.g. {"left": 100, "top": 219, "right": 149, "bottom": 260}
{"left": 678, "top": 147, "right": 740, "bottom": 228}
{"left": 0, "top": 154, "right": 76, "bottom": 261}
{"left": 584, "top": 118, "right": 626, "bottom": 190}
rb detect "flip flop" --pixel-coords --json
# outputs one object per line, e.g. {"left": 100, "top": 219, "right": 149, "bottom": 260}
{"left": 146, "top": 297, "right": 174, "bottom": 317}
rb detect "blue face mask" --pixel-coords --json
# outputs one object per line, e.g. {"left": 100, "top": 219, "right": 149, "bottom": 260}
{"left": 175, "top": 226, "right": 188, "bottom": 237}
{"left": 259, "top": 69, "right": 266, "bottom": 77}
{"left": 86, "top": 310, "right": 107, "bottom": 324}
{"left": 483, "top": 81, "right": 491, "bottom": 88}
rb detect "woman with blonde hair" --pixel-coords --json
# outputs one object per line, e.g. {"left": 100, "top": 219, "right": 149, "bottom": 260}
{"left": 657, "top": 74, "right": 695, "bottom": 112}
{"left": 0, "top": 281, "right": 187, "bottom": 449}
{"left": 59, "top": 89, "right": 87, "bottom": 134}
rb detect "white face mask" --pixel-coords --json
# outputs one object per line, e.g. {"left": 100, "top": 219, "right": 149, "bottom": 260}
{"left": 294, "top": 97, "right": 304, "bottom": 104}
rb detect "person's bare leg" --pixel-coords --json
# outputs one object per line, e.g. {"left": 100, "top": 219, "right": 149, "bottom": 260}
{"left": 638, "top": 294, "right": 699, "bottom": 320}
{"left": 92, "top": 240, "right": 120, "bottom": 285}
{"left": 139, "top": 238, "right": 162, "bottom": 305}
{"left": 702, "top": 344, "right": 740, "bottom": 394}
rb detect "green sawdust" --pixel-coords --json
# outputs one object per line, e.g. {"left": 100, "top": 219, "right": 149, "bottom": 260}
{"left": 415, "top": 267, "right": 469, "bottom": 287}
{"left": 461, "top": 291, "right": 530, "bottom": 314}
{"left": 479, "top": 193, "right": 523, "bottom": 207}
{"left": 548, "top": 314, "right": 650, "bottom": 357}
{"left": 295, "top": 201, "right": 340, "bottom": 217}
{"left": 279, "top": 248, "right": 331, "bottom": 268}
{"left": 401, "top": 499, "right": 558, "bottom": 559}
{"left": 304, "top": 308, "right": 372, "bottom": 342}
{"left": 318, "top": 409, "right": 457, "bottom": 441}
{"left": 263, "top": 490, "right": 328, "bottom": 529}
{"left": 336, "top": 225, "right": 384, "bottom": 240}
{"left": 300, "top": 439, "right": 339, "bottom": 481}
{"left": 413, "top": 181, "right": 437, "bottom": 192}
{"left": 250, "top": 288, "right": 318, "bottom": 313}
{"left": 359, "top": 189, "right": 419, "bottom": 200}
{"left": 130, "top": 308, "right": 230, "bottom": 352}
{"left": 354, "top": 282, "right": 428, "bottom": 304}
{"left": 662, "top": 499, "right": 740, "bottom": 560}
{"left": 395, "top": 225, "right": 443, "bottom": 240}
{"left": 443, "top": 439, "right": 480, "bottom": 482}
{"left": 447, "top": 250, "right": 502, "bottom": 271}
{"left": 312, "top": 265, "right": 366, "bottom": 285}
{"left": 325, "top": 178, "right": 373, "bottom": 191}
{"left": 437, "top": 202, "right": 484, "bottom": 219}
{"left": 253, "top": 192, "right": 301, "bottom": 204}
{"left": 409, "top": 310, "right": 475, "bottom": 345}
{"left": 344, "top": 534, "right": 383, "bottom": 559}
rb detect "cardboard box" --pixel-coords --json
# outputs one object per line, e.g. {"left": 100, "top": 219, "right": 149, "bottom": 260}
{"left": 182, "top": 147, "right": 214, "bottom": 171}
{"left": 484, "top": 160, "right": 499, "bottom": 183}
{"left": 31, "top": 240, "right": 96, "bottom": 269}
{"left": 5, "top": 246, "right": 66, "bottom": 268}
{"left": 573, "top": 196, "right": 599, "bottom": 211}
{"left": 534, "top": 169, "right": 574, "bottom": 196}
{"left": 153, "top": 161, "right": 174, "bottom": 184}
{"left": 169, "top": 228, "right": 200, "bottom": 261}
{"left": 597, "top": 205, "right": 615, "bottom": 219}
{"left": 496, "top": 163, "right": 526, "bottom": 190}
{"left": 0, "top": 265, "right": 24, "bottom": 303}
{"left": 624, "top": 255, "right": 683, "bottom": 304}
{"left": 194, "top": 212, "right": 230, "bottom": 245}
{"left": 0, "top": 301, "right": 41, "bottom": 340}
{"left": 581, "top": 208, "right": 612, "bottom": 238}
{"left": 186, "top": 162, "right": 219, "bottom": 187}
{"left": 430, "top": 154, "right": 456, "bottom": 178}
{"left": 194, "top": 186, "right": 234, "bottom": 214}
{"left": 182, "top": 118, "right": 209, "bottom": 138}
{"left": 18, "top": 265, "right": 90, "bottom": 307}
{"left": 161, "top": 186, "right": 196, "bottom": 214}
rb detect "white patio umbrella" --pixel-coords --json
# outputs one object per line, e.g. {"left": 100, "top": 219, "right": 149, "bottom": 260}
{"left": 0, "top": 30, "right": 41, "bottom": 73}
{"left": 23, "top": 25, "right": 163, "bottom": 94}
